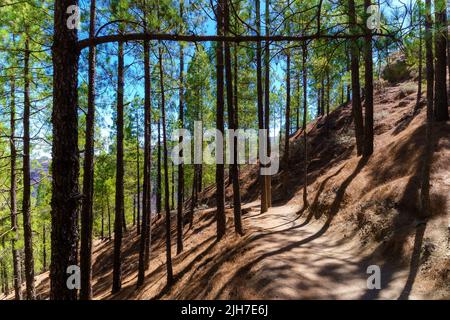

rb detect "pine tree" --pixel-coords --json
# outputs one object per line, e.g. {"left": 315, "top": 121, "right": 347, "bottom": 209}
{"left": 80, "top": 0, "right": 97, "bottom": 300}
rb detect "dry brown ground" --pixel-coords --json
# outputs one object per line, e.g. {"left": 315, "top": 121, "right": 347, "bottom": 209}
{"left": 2, "top": 79, "right": 449, "bottom": 300}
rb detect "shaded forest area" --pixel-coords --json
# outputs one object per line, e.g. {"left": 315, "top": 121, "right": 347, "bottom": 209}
{"left": 0, "top": 0, "right": 449, "bottom": 300}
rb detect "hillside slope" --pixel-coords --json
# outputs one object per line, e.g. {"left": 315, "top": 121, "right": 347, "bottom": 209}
{"left": 3, "top": 79, "right": 449, "bottom": 300}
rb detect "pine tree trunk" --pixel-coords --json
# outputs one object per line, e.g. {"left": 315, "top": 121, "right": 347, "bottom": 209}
{"left": 216, "top": 0, "right": 226, "bottom": 240}
{"left": 320, "top": 78, "right": 325, "bottom": 116}
{"left": 101, "top": 198, "right": 104, "bottom": 240}
{"left": 434, "top": 0, "right": 448, "bottom": 121}
{"left": 80, "top": 0, "right": 96, "bottom": 299}
{"left": 9, "top": 76, "right": 22, "bottom": 300}
{"left": 112, "top": 39, "right": 125, "bottom": 294}
{"left": 234, "top": 41, "right": 243, "bottom": 233}
{"left": 23, "top": 35, "right": 36, "bottom": 300}
{"left": 348, "top": 0, "right": 364, "bottom": 155}
{"left": 171, "top": 162, "right": 175, "bottom": 210}
{"left": 264, "top": 0, "right": 272, "bottom": 208}
{"left": 415, "top": 5, "right": 423, "bottom": 113}
{"left": 42, "top": 224, "right": 47, "bottom": 272}
{"left": 157, "top": 119, "right": 162, "bottom": 218}
{"left": 447, "top": 12, "right": 450, "bottom": 101}
{"left": 189, "top": 166, "right": 198, "bottom": 226}
{"left": 421, "top": 0, "right": 434, "bottom": 218}
{"left": 176, "top": 0, "right": 185, "bottom": 254}
{"left": 133, "top": 195, "right": 136, "bottom": 226}
{"left": 136, "top": 125, "right": 141, "bottom": 235}
{"left": 1, "top": 254, "right": 8, "bottom": 297}
{"left": 158, "top": 41, "right": 174, "bottom": 285}
{"left": 122, "top": 208, "right": 127, "bottom": 233}
{"left": 363, "top": 0, "right": 374, "bottom": 157}
{"left": 317, "top": 86, "right": 321, "bottom": 117}
{"left": 283, "top": 48, "right": 291, "bottom": 170}
{"left": 137, "top": 24, "right": 152, "bottom": 287}
{"left": 256, "top": 0, "right": 267, "bottom": 213}
{"left": 302, "top": 43, "right": 309, "bottom": 208}
{"left": 326, "top": 71, "right": 330, "bottom": 116}
{"left": 224, "top": 0, "right": 243, "bottom": 235}
{"left": 297, "top": 67, "right": 301, "bottom": 130}
{"left": 50, "top": 0, "right": 80, "bottom": 300}
{"left": 107, "top": 194, "right": 111, "bottom": 239}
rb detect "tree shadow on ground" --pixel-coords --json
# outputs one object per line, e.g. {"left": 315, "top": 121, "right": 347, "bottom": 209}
{"left": 358, "top": 120, "right": 448, "bottom": 300}
{"left": 201, "top": 157, "right": 368, "bottom": 299}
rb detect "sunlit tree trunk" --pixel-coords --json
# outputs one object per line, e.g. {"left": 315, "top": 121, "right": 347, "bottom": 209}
{"left": 283, "top": 47, "right": 291, "bottom": 170}
{"left": 302, "top": 43, "right": 309, "bottom": 208}
{"left": 80, "top": 0, "right": 96, "bottom": 299}
{"left": 348, "top": 0, "right": 364, "bottom": 155}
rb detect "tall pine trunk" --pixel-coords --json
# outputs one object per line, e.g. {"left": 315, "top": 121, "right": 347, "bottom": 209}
{"left": 0, "top": 248, "right": 9, "bottom": 297}
{"left": 256, "top": 0, "right": 267, "bottom": 213}
{"left": 363, "top": 0, "right": 374, "bottom": 157}
{"left": 137, "top": 19, "right": 152, "bottom": 286}
{"left": 297, "top": 69, "right": 301, "bottom": 130}
{"left": 420, "top": 0, "right": 434, "bottom": 218}
{"left": 101, "top": 199, "right": 104, "bottom": 240}
{"left": 176, "top": 0, "right": 185, "bottom": 253}
{"left": 264, "top": 0, "right": 272, "bottom": 208}
{"left": 302, "top": 43, "right": 309, "bottom": 208}
{"left": 158, "top": 41, "right": 174, "bottom": 285}
{"left": 23, "top": 35, "right": 36, "bottom": 300}
{"left": 326, "top": 72, "right": 330, "bottom": 116}
{"left": 80, "top": 0, "right": 96, "bottom": 300}
{"left": 348, "top": 0, "right": 364, "bottom": 155}
{"left": 9, "top": 76, "right": 22, "bottom": 300}
{"left": 415, "top": 5, "right": 423, "bottom": 113}
{"left": 283, "top": 47, "right": 291, "bottom": 170}
{"left": 112, "top": 39, "right": 124, "bottom": 294}
{"left": 215, "top": 0, "right": 226, "bottom": 240}
{"left": 107, "top": 194, "right": 111, "bottom": 239}
{"left": 320, "top": 79, "right": 325, "bottom": 116}
{"left": 447, "top": 12, "right": 449, "bottom": 101}
{"left": 50, "top": 0, "right": 80, "bottom": 300}
{"left": 171, "top": 163, "right": 175, "bottom": 210}
{"left": 433, "top": 0, "right": 448, "bottom": 120}
{"left": 136, "top": 119, "right": 141, "bottom": 235}
{"left": 224, "top": 0, "right": 243, "bottom": 235}
{"left": 157, "top": 119, "right": 162, "bottom": 218}
{"left": 42, "top": 224, "right": 47, "bottom": 272}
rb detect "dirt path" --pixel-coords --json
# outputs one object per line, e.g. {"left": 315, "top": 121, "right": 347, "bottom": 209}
{"left": 232, "top": 201, "right": 426, "bottom": 300}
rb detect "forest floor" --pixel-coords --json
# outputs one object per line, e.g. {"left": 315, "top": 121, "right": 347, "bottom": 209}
{"left": 3, "top": 78, "right": 449, "bottom": 300}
